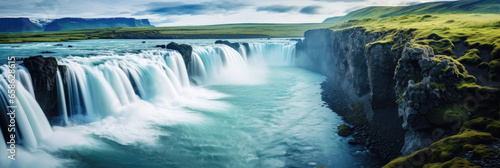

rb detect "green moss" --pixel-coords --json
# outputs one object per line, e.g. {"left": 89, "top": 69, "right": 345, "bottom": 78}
{"left": 383, "top": 148, "right": 432, "bottom": 168}
{"left": 384, "top": 130, "right": 495, "bottom": 167}
{"left": 464, "top": 117, "right": 495, "bottom": 130}
{"left": 435, "top": 55, "right": 476, "bottom": 82}
{"left": 478, "top": 62, "right": 489, "bottom": 69}
{"left": 472, "top": 144, "right": 497, "bottom": 159}
{"left": 455, "top": 80, "right": 497, "bottom": 93}
{"left": 457, "top": 49, "right": 481, "bottom": 65}
{"left": 488, "top": 59, "right": 500, "bottom": 80}
{"left": 429, "top": 129, "right": 495, "bottom": 162}
{"left": 462, "top": 144, "right": 474, "bottom": 152}
{"left": 491, "top": 46, "right": 500, "bottom": 60}
{"left": 485, "top": 120, "right": 500, "bottom": 138}
{"left": 337, "top": 124, "right": 353, "bottom": 137}
{"left": 416, "top": 38, "right": 454, "bottom": 55}
{"left": 423, "top": 157, "right": 480, "bottom": 168}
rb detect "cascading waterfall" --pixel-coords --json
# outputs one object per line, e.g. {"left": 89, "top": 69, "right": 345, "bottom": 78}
{"left": 58, "top": 50, "right": 188, "bottom": 122}
{"left": 56, "top": 69, "right": 69, "bottom": 126}
{"left": 247, "top": 42, "right": 296, "bottom": 66}
{"left": 0, "top": 41, "right": 298, "bottom": 159}
{"left": 189, "top": 44, "right": 248, "bottom": 84}
{"left": 0, "top": 65, "right": 52, "bottom": 150}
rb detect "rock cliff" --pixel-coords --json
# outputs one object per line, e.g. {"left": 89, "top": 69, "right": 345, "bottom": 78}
{"left": 296, "top": 27, "right": 407, "bottom": 161}
{"left": 297, "top": 26, "right": 500, "bottom": 166}
{"left": 22, "top": 56, "right": 61, "bottom": 123}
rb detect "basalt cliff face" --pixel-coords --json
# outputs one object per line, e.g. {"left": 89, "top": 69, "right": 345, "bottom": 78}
{"left": 297, "top": 27, "right": 500, "bottom": 166}
{"left": 296, "top": 28, "right": 407, "bottom": 162}
{"left": 295, "top": 27, "right": 448, "bottom": 161}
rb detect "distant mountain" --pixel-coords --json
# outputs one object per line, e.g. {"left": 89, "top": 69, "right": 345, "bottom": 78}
{"left": 0, "top": 17, "right": 153, "bottom": 32}
{"left": 0, "top": 18, "right": 43, "bottom": 32}
{"left": 44, "top": 18, "right": 153, "bottom": 31}
{"left": 323, "top": 0, "right": 500, "bottom": 23}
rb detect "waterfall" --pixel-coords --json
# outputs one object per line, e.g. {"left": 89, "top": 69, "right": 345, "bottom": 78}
{"left": 0, "top": 65, "right": 52, "bottom": 150}
{"left": 0, "top": 40, "right": 298, "bottom": 153}
{"left": 247, "top": 42, "right": 296, "bottom": 66}
{"left": 56, "top": 70, "right": 68, "bottom": 125}
{"left": 58, "top": 50, "right": 187, "bottom": 122}
{"left": 189, "top": 45, "right": 248, "bottom": 84}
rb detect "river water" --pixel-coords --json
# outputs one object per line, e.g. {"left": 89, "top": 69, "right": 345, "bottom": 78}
{"left": 0, "top": 39, "right": 366, "bottom": 168}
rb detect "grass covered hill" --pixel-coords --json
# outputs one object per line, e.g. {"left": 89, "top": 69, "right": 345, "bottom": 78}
{"left": 323, "top": 0, "right": 499, "bottom": 23}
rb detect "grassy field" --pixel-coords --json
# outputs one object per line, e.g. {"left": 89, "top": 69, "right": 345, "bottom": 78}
{"left": 0, "top": 23, "right": 331, "bottom": 43}
{"left": 323, "top": 0, "right": 499, "bottom": 23}
{"left": 330, "top": 14, "right": 500, "bottom": 56}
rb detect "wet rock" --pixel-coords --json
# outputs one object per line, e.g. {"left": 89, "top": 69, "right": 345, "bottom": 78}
{"left": 54, "top": 44, "right": 63, "bottom": 46}
{"left": 338, "top": 124, "right": 354, "bottom": 137}
{"left": 41, "top": 51, "right": 55, "bottom": 54}
{"left": 155, "top": 45, "right": 166, "bottom": 48}
{"left": 215, "top": 40, "right": 240, "bottom": 51}
{"left": 166, "top": 42, "right": 192, "bottom": 65}
{"left": 67, "top": 45, "right": 73, "bottom": 48}
{"left": 22, "top": 56, "right": 60, "bottom": 123}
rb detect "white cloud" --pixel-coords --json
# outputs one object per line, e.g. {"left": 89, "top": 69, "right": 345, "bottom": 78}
{"left": 0, "top": 0, "right": 457, "bottom": 26}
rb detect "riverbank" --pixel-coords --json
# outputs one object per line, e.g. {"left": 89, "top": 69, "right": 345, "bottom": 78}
{"left": 297, "top": 13, "right": 500, "bottom": 167}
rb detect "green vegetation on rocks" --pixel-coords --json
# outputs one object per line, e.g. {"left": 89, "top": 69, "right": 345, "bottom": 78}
{"left": 422, "top": 157, "right": 481, "bottom": 168}
{"left": 337, "top": 124, "right": 353, "bottom": 137}
{"left": 383, "top": 130, "right": 496, "bottom": 167}
{"left": 457, "top": 49, "right": 481, "bottom": 65}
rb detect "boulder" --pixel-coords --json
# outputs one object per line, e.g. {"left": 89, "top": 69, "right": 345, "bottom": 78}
{"left": 166, "top": 42, "right": 192, "bottom": 65}
{"left": 22, "top": 56, "right": 60, "bottom": 122}
{"left": 155, "top": 45, "right": 166, "bottom": 48}
{"left": 215, "top": 40, "right": 240, "bottom": 51}
{"left": 338, "top": 124, "right": 354, "bottom": 137}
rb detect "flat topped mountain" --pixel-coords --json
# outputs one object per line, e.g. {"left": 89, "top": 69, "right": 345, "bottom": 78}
{"left": 0, "top": 17, "right": 153, "bottom": 32}
{"left": 0, "top": 18, "right": 43, "bottom": 32}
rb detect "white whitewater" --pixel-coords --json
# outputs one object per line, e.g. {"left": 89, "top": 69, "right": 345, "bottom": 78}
{"left": 247, "top": 42, "right": 296, "bottom": 66}
{"left": 56, "top": 69, "right": 69, "bottom": 125}
{"left": 189, "top": 44, "right": 248, "bottom": 84}
{"left": 0, "top": 41, "right": 299, "bottom": 166}
{"left": 0, "top": 66, "right": 52, "bottom": 151}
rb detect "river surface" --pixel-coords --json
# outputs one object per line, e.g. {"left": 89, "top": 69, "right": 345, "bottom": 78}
{"left": 0, "top": 39, "right": 366, "bottom": 168}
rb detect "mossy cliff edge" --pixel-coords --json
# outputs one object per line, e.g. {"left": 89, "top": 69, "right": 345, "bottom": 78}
{"left": 296, "top": 14, "right": 500, "bottom": 167}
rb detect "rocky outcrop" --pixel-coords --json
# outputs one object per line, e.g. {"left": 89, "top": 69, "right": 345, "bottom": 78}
{"left": 22, "top": 56, "right": 60, "bottom": 122}
{"left": 166, "top": 42, "right": 192, "bottom": 65}
{"left": 297, "top": 26, "right": 491, "bottom": 164}
{"left": 215, "top": 40, "right": 240, "bottom": 50}
{"left": 296, "top": 27, "right": 407, "bottom": 161}
{"left": 215, "top": 40, "right": 251, "bottom": 55}
{"left": 394, "top": 43, "right": 470, "bottom": 155}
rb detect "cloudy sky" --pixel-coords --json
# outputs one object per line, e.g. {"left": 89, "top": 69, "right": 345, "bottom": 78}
{"left": 0, "top": 0, "right": 455, "bottom": 26}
